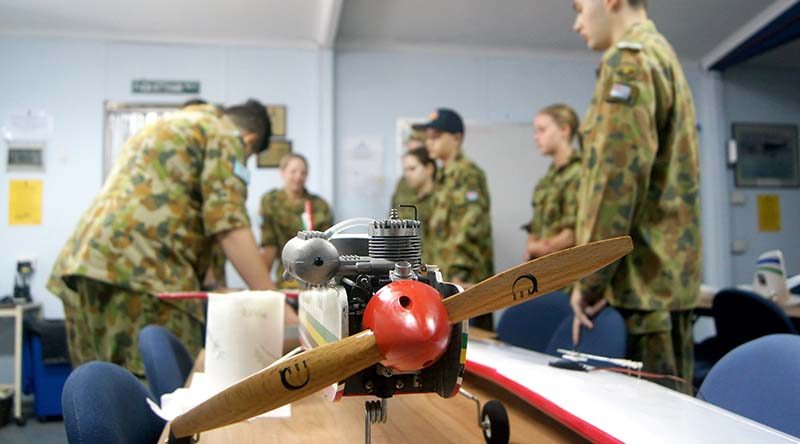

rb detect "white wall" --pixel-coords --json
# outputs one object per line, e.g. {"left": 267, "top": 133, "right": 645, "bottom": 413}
{"left": 334, "top": 48, "right": 730, "bottom": 286}
{"left": 722, "top": 66, "right": 800, "bottom": 281}
{"left": 334, "top": 48, "right": 597, "bottom": 219}
{"left": 0, "top": 35, "right": 328, "bottom": 320}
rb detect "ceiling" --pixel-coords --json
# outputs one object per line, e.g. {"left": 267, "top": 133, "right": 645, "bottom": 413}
{"left": 337, "top": 0, "right": 776, "bottom": 61}
{"left": 739, "top": 38, "right": 800, "bottom": 69}
{"left": 0, "top": 0, "right": 790, "bottom": 65}
{"left": 0, "top": 0, "right": 335, "bottom": 47}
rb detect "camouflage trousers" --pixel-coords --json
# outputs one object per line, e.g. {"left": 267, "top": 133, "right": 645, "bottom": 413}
{"left": 617, "top": 308, "right": 694, "bottom": 394}
{"left": 61, "top": 276, "right": 204, "bottom": 377}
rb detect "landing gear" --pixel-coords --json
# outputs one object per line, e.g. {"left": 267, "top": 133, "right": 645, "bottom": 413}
{"left": 459, "top": 388, "right": 509, "bottom": 444}
{"left": 481, "top": 400, "right": 510, "bottom": 444}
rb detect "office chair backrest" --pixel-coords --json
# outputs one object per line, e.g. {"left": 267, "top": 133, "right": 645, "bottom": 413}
{"left": 62, "top": 361, "right": 165, "bottom": 444}
{"left": 698, "top": 334, "right": 800, "bottom": 437}
{"left": 545, "top": 306, "right": 627, "bottom": 358}
{"left": 712, "top": 288, "right": 797, "bottom": 353}
{"left": 139, "top": 325, "right": 194, "bottom": 402}
{"left": 496, "top": 291, "right": 573, "bottom": 352}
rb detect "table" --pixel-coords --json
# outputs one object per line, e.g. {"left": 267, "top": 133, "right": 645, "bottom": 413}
{"left": 158, "top": 341, "right": 587, "bottom": 443}
{"left": 159, "top": 327, "right": 800, "bottom": 444}
{"left": 698, "top": 284, "right": 800, "bottom": 318}
{"left": 0, "top": 302, "right": 42, "bottom": 425}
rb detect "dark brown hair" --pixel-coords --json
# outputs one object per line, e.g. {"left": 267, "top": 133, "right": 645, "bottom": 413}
{"left": 223, "top": 99, "right": 272, "bottom": 154}
{"left": 404, "top": 146, "right": 437, "bottom": 177}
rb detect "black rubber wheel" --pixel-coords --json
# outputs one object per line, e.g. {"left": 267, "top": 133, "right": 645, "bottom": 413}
{"left": 15, "top": 416, "right": 26, "bottom": 426}
{"left": 481, "top": 400, "right": 509, "bottom": 444}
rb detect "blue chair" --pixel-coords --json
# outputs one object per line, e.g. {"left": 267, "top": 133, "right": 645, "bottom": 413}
{"left": 694, "top": 289, "right": 797, "bottom": 386}
{"left": 698, "top": 334, "right": 800, "bottom": 437}
{"left": 62, "top": 361, "right": 165, "bottom": 444}
{"left": 139, "top": 325, "right": 194, "bottom": 402}
{"left": 496, "top": 291, "right": 572, "bottom": 352}
{"left": 545, "top": 306, "right": 627, "bottom": 358}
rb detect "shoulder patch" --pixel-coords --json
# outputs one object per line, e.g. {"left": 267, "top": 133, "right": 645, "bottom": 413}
{"left": 617, "top": 41, "right": 643, "bottom": 51}
{"left": 606, "top": 83, "right": 638, "bottom": 104}
{"left": 466, "top": 190, "right": 480, "bottom": 202}
{"left": 233, "top": 160, "right": 250, "bottom": 184}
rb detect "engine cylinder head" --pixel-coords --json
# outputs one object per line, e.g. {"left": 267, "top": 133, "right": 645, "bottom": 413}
{"left": 368, "top": 210, "right": 422, "bottom": 268}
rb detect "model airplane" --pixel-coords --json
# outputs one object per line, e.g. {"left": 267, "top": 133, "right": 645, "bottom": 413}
{"left": 165, "top": 210, "right": 632, "bottom": 443}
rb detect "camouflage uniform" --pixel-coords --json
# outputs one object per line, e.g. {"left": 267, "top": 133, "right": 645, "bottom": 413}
{"left": 48, "top": 104, "right": 251, "bottom": 376}
{"left": 427, "top": 152, "right": 494, "bottom": 329}
{"left": 530, "top": 151, "right": 582, "bottom": 239}
{"left": 203, "top": 244, "right": 227, "bottom": 289}
{"left": 259, "top": 188, "right": 333, "bottom": 288}
{"left": 391, "top": 177, "right": 421, "bottom": 219}
{"left": 576, "top": 21, "right": 701, "bottom": 392}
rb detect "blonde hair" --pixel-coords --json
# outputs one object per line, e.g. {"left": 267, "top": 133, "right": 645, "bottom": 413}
{"left": 538, "top": 103, "right": 581, "bottom": 149}
{"left": 278, "top": 153, "right": 308, "bottom": 171}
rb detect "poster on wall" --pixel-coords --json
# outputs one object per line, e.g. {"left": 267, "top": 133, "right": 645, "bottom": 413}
{"left": 9, "top": 179, "right": 43, "bottom": 225}
{"left": 257, "top": 140, "right": 292, "bottom": 168}
{"left": 757, "top": 194, "right": 781, "bottom": 232}
{"left": 733, "top": 123, "right": 799, "bottom": 187}
{"left": 266, "top": 105, "right": 287, "bottom": 138}
{"left": 341, "top": 137, "right": 384, "bottom": 199}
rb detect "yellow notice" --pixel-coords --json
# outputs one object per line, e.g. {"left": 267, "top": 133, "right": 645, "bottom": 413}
{"left": 9, "top": 179, "right": 43, "bottom": 225}
{"left": 757, "top": 194, "right": 781, "bottom": 232}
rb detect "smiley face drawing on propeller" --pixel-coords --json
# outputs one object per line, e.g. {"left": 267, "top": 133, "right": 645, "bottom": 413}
{"left": 166, "top": 215, "right": 631, "bottom": 441}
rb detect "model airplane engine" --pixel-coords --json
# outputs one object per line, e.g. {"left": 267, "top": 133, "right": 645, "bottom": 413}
{"left": 282, "top": 209, "right": 468, "bottom": 400}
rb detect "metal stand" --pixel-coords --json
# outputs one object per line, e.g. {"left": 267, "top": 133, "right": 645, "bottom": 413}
{"left": 459, "top": 388, "right": 486, "bottom": 430}
{"left": 364, "top": 398, "right": 388, "bottom": 444}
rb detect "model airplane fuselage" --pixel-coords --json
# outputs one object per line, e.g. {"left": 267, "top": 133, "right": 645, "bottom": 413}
{"left": 286, "top": 211, "right": 468, "bottom": 401}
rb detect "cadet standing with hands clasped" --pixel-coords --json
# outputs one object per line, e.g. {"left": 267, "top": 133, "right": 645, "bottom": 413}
{"left": 422, "top": 108, "right": 495, "bottom": 330}
{"left": 526, "top": 104, "right": 582, "bottom": 260}
{"left": 569, "top": 0, "right": 702, "bottom": 391}
{"left": 48, "top": 100, "right": 294, "bottom": 376}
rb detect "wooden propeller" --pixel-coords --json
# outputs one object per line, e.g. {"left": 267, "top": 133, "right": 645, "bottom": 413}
{"left": 169, "top": 236, "right": 632, "bottom": 438}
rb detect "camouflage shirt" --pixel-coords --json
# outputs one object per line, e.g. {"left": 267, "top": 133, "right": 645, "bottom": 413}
{"left": 390, "top": 177, "right": 419, "bottom": 218}
{"left": 259, "top": 188, "right": 333, "bottom": 287}
{"left": 50, "top": 104, "right": 250, "bottom": 296}
{"left": 427, "top": 152, "right": 494, "bottom": 283}
{"left": 530, "top": 151, "right": 582, "bottom": 239}
{"left": 576, "top": 20, "right": 702, "bottom": 311}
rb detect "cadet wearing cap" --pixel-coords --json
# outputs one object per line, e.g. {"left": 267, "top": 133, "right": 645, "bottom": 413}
{"left": 570, "top": 0, "right": 701, "bottom": 392}
{"left": 423, "top": 108, "right": 495, "bottom": 330}
{"left": 48, "top": 100, "right": 283, "bottom": 375}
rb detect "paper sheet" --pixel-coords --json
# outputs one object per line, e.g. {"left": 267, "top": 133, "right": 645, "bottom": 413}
{"left": 8, "top": 179, "right": 42, "bottom": 225}
{"left": 204, "top": 291, "right": 285, "bottom": 391}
